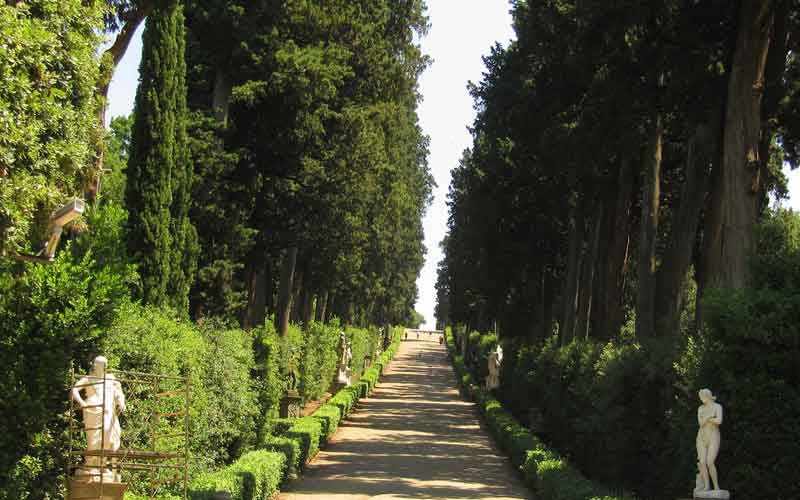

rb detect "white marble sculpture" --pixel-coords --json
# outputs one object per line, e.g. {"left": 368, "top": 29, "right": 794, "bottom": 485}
{"left": 336, "top": 332, "right": 353, "bottom": 385}
{"left": 485, "top": 345, "right": 503, "bottom": 390}
{"left": 693, "top": 389, "right": 729, "bottom": 499}
{"left": 71, "top": 356, "right": 126, "bottom": 482}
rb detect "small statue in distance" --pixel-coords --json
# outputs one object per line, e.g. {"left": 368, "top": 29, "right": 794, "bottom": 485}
{"left": 485, "top": 344, "right": 503, "bottom": 391}
{"left": 71, "top": 356, "right": 126, "bottom": 482}
{"left": 336, "top": 331, "right": 353, "bottom": 385}
{"left": 693, "top": 388, "right": 729, "bottom": 499}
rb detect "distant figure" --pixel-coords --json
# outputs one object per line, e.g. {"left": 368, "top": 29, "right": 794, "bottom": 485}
{"left": 694, "top": 389, "right": 727, "bottom": 498}
{"left": 71, "top": 356, "right": 126, "bottom": 481}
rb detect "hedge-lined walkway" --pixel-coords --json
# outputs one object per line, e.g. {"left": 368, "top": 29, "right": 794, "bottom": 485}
{"left": 278, "top": 337, "right": 532, "bottom": 500}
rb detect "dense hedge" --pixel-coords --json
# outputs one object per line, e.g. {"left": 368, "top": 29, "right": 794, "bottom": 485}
{"left": 189, "top": 450, "right": 286, "bottom": 500}
{"left": 183, "top": 329, "right": 402, "bottom": 500}
{"left": 445, "top": 329, "right": 633, "bottom": 500}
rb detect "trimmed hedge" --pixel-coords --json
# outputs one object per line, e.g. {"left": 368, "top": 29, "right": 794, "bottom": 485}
{"left": 189, "top": 450, "right": 286, "bottom": 500}
{"left": 444, "top": 328, "right": 633, "bottom": 500}
{"left": 259, "top": 434, "right": 302, "bottom": 479}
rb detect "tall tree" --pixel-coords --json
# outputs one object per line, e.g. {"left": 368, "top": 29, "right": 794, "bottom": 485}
{"left": 127, "top": 0, "right": 197, "bottom": 309}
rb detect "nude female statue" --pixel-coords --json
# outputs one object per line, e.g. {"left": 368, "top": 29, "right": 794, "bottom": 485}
{"left": 695, "top": 388, "right": 723, "bottom": 493}
{"left": 71, "top": 356, "right": 126, "bottom": 481}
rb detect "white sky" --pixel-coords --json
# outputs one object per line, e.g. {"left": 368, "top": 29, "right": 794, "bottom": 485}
{"left": 106, "top": 2, "right": 800, "bottom": 331}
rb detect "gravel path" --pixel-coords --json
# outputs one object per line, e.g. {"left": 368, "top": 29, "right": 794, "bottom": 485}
{"left": 277, "top": 337, "right": 533, "bottom": 500}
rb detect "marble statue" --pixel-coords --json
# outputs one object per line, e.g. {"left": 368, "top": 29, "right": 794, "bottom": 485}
{"left": 485, "top": 345, "right": 503, "bottom": 390}
{"left": 693, "top": 388, "right": 729, "bottom": 499}
{"left": 71, "top": 356, "right": 126, "bottom": 482}
{"left": 336, "top": 332, "right": 353, "bottom": 385}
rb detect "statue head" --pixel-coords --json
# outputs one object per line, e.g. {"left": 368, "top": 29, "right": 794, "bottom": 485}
{"left": 91, "top": 356, "right": 108, "bottom": 376}
{"left": 698, "top": 388, "right": 716, "bottom": 404}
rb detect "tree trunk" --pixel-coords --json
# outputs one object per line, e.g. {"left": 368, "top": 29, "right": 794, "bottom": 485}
{"left": 212, "top": 68, "right": 233, "bottom": 124}
{"left": 275, "top": 246, "right": 298, "bottom": 337}
{"left": 576, "top": 200, "right": 603, "bottom": 339}
{"left": 290, "top": 266, "right": 304, "bottom": 324}
{"left": 316, "top": 289, "right": 329, "bottom": 322}
{"left": 655, "top": 124, "right": 712, "bottom": 337}
{"left": 301, "top": 288, "right": 314, "bottom": 328}
{"left": 560, "top": 201, "right": 586, "bottom": 343}
{"left": 592, "top": 158, "right": 634, "bottom": 341}
{"left": 718, "top": 0, "right": 774, "bottom": 289}
{"left": 636, "top": 114, "right": 663, "bottom": 337}
{"left": 242, "top": 258, "right": 269, "bottom": 330}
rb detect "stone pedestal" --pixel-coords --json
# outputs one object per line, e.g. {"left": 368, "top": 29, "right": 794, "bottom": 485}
{"left": 279, "top": 390, "right": 302, "bottom": 418}
{"left": 69, "top": 479, "right": 126, "bottom": 500}
{"left": 694, "top": 490, "right": 730, "bottom": 499}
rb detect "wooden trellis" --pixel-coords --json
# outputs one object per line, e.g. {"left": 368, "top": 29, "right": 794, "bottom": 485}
{"left": 67, "top": 369, "right": 190, "bottom": 500}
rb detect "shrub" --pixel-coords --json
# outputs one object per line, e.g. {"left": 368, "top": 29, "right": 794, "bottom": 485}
{"left": 0, "top": 244, "right": 134, "bottom": 499}
{"left": 278, "top": 417, "right": 322, "bottom": 467}
{"left": 297, "top": 321, "right": 340, "bottom": 403}
{"left": 312, "top": 404, "right": 342, "bottom": 443}
{"left": 189, "top": 449, "right": 285, "bottom": 500}
{"left": 251, "top": 322, "right": 284, "bottom": 443}
{"left": 329, "top": 386, "right": 360, "bottom": 416}
{"left": 258, "top": 434, "right": 301, "bottom": 479}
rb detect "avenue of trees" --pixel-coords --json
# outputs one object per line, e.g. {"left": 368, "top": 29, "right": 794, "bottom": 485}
{"left": 436, "top": 2, "right": 800, "bottom": 499}
{"left": 1, "top": 0, "right": 431, "bottom": 498}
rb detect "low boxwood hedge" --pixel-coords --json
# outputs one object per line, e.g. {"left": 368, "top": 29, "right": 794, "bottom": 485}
{"left": 189, "top": 449, "right": 286, "bottom": 500}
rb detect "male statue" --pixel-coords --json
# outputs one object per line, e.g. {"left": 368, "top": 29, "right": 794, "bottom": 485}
{"left": 71, "top": 356, "right": 126, "bottom": 482}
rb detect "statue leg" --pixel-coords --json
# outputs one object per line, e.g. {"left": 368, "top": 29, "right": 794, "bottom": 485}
{"left": 696, "top": 440, "right": 710, "bottom": 491}
{"left": 707, "top": 436, "right": 721, "bottom": 490}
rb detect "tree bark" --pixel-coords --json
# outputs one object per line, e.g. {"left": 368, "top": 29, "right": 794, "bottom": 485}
{"left": 242, "top": 258, "right": 269, "bottom": 330}
{"left": 301, "top": 288, "right": 314, "bottom": 328}
{"left": 636, "top": 114, "right": 663, "bottom": 337}
{"left": 576, "top": 200, "right": 603, "bottom": 339}
{"left": 560, "top": 201, "right": 586, "bottom": 343}
{"left": 591, "top": 158, "right": 634, "bottom": 340}
{"left": 655, "top": 124, "right": 712, "bottom": 337}
{"left": 315, "top": 289, "right": 329, "bottom": 322}
{"left": 212, "top": 68, "right": 233, "bottom": 124}
{"left": 275, "top": 246, "right": 298, "bottom": 337}
{"left": 718, "top": 0, "right": 774, "bottom": 289}
{"left": 290, "top": 266, "right": 304, "bottom": 324}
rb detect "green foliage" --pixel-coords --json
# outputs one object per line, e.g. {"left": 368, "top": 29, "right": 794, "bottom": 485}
{"left": 0, "top": 1, "right": 104, "bottom": 255}
{"left": 104, "top": 304, "right": 259, "bottom": 477}
{"left": 101, "top": 114, "right": 134, "bottom": 206}
{"left": 311, "top": 405, "right": 342, "bottom": 444}
{"left": 297, "top": 321, "right": 340, "bottom": 403}
{"left": 682, "top": 209, "right": 800, "bottom": 499}
{"left": 258, "top": 435, "right": 301, "bottom": 479}
{"left": 127, "top": 0, "right": 197, "bottom": 311}
{"left": 277, "top": 417, "right": 322, "bottom": 468}
{"left": 346, "top": 325, "right": 381, "bottom": 382}
{"left": 189, "top": 449, "right": 285, "bottom": 500}
{"left": 0, "top": 243, "right": 133, "bottom": 498}
{"left": 444, "top": 330, "right": 633, "bottom": 500}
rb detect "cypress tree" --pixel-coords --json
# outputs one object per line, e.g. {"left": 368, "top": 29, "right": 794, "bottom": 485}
{"left": 126, "top": 0, "right": 197, "bottom": 309}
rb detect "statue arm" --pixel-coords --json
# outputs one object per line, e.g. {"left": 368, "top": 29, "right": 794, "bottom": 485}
{"left": 710, "top": 404, "right": 722, "bottom": 425}
{"left": 114, "top": 379, "right": 126, "bottom": 412}
{"left": 71, "top": 377, "right": 89, "bottom": 408}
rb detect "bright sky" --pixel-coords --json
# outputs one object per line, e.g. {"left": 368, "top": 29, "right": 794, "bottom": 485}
{"left": 106, "top": 2, "right": 800, "bottom": 331}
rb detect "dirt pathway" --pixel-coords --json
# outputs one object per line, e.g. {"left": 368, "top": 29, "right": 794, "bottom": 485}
{"left": 278, "top": 337, "right": 533, "bottom": 500}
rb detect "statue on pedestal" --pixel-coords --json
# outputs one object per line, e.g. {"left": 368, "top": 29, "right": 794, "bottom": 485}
{"left": 693, "top": 388, "right": 729, "bottom": 499}
{"left": 336, "top": 331, "right": 352, "bottom": 385}
{"left": 485, "top": 345, "right": 503, "bottom": 391}
{"left": 71, "top": 356, "right": 126, "bottom": 483}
